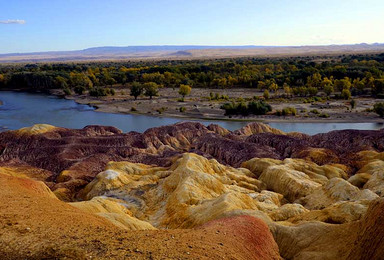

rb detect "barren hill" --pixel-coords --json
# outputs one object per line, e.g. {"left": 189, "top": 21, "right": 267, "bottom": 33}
{"left": 1, "top": 43, "right": 384, "bottom": 63}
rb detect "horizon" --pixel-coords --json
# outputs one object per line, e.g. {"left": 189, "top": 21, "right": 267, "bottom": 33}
{"left": 1, "top": 0, "right": 384, "bottom": 53}
{"left": 1, "top": 42, "right": 384, "bottom": 56}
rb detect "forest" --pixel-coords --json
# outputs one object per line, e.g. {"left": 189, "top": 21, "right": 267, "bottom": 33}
{"left": 0, "top": 53, "right": 384, "bottom": 101}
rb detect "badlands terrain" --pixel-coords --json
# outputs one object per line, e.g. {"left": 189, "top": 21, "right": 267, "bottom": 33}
{"left": 0, "top": 122, "right": 384, "bottom": 259}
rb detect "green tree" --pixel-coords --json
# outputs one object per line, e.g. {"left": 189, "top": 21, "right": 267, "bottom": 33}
{"left": 268, "top": 81, "right": 279, "bottom": 93}
{"left": 130, "top": 82, "right": 143, "bottom": 100}
{"left": 69, "top": 72, "right": 93, "bottom": 94}
{"left": 263, "top": 89, "right": 270, "bottom": 99}
{"left": 283, "top": 83, "right": 292, "bottom": 97}
{"left": 324, "top": 85, "right": 334, "bottom": 96}
{"left": 341, "top": 89, "right": 351, "bottom": 100}
{"left": 55, "top": 76, "right": 68, "bottom": 89}
{"left": 0, "top": 74, "right": 5, "bottom": 87}
{"left": 373, "top": 102, "right": 384, "bottom": 117}
{"left": 373, "top": 79, "right": 384, "bottom": 97}
{"left": 307, "top": 73, "right": 322, "bottom": 89}
{"left": 178, "top": 84, "right": 192, "bottom": 101}
{"left": 334, "top": 77, "right": 351, "bottom": 92}
{"left": 144, "top": 82, "right": 159, "bottom": 99}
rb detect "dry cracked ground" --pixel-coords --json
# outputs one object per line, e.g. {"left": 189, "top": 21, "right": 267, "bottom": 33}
{"left": 0, "top": 122, "right": 384, "bottom": 259}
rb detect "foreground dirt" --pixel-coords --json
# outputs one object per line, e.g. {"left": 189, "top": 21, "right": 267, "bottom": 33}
{"left": 0, "top": 173, "right": 280, "bottom": 259}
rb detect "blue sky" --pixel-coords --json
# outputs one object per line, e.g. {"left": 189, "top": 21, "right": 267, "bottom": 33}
{"left": 0, "top": 0, "right": 383, "bottom": 53}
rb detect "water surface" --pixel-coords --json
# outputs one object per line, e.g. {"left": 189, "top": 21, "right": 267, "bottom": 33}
{"left": 0, "top": 91, "right": 383, "bottom": 135}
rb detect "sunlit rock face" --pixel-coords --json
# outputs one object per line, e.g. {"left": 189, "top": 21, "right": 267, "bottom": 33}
{"left": 1, "top": 122, "right": 384, "bottom": 259}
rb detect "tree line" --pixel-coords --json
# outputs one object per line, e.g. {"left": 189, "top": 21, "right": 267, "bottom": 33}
{"left": 0, "top": 53, "right": 384, "bottom": 99}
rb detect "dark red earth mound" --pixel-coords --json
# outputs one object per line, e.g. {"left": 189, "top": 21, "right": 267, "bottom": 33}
{"left": 198, "top": 215, "right": 281, "bottom": 260}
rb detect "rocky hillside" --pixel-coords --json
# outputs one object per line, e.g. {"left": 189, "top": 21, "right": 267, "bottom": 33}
{"left": 0, "top": 122, "right": 383, "bottom": 259}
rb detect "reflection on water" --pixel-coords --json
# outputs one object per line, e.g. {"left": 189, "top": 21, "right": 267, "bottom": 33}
{"left": 0, "top": 91, "right": 383, "bottom": 135}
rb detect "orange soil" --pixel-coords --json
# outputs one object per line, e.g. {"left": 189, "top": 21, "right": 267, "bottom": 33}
{"left": 0, "top": 173, "right": 281, "bottom": 259}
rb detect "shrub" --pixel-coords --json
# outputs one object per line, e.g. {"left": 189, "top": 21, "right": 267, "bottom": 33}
{"left": 373, "top": 102, "right": 384, "bottom": 117}
{"left": 63, "top": 88, "right": 72, "bottom": 95}
{"left": 156, "top": 107, "right": 167, "bottom": 114}
{"left": 341, "top": 89, "right": 351, "bottom": 100}
{"left": 74, "top": 85, "right": 86, "bottom": 95}
{"left": 310, "top": 109, "right": 320, "bottom": 114}
{"left": 276, "top": 107, "right": 297, "bottom": 116}
{"left": 89, "top": 87, "right": 108, "bottom": 97}
{"left": 263, "top": 90, "right": 270, "bottom": 99}
{"left": 130, "top": 107, "right": 137, "bottom": 112}
{"left": 208, "top": 92, "right": 230, "bottom": 101}
{"left": 179, "top": 106, "right": 186, "bottom": 113}
{"left": 319, "top": 113, "right": 330, "bottom": 118}
{"left": 221, "top": 100, "right": 272, "bottom": 116}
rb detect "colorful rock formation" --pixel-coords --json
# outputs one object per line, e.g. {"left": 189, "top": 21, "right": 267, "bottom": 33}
{"left": 1, "top": 122, "right": 384, "bottom": 259}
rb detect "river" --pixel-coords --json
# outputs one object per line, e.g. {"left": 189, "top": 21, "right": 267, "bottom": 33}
{"left": 0, "top": 91, "right": 383, "bottom": 135}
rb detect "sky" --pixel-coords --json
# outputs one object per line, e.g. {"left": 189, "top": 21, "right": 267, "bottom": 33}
{"left": 0, "top": 0, "right": 383, "bottom": 53}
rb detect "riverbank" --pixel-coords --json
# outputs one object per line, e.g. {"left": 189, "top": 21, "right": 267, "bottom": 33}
{"left": 53, "top": 87, "right": 384, "bottom": 123}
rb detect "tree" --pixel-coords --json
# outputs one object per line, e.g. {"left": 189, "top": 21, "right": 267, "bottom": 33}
{"left": 341, "top": 89, "right": 351, "bottom": 100}
{"left": 144, "top": 82, "right": 159, "bottom": 99}
{"left": 99, "top": 69, "right": 116, "bottom": 87}
{"left": 373, "top": 79, "right": 384, "bottom": 97}
{"left": 324, "top": 85, "right": 334, "bottom": 96}
{"left": 283, "top": 83, "right": 292, "bottom": 97}
{"left": 373, "top": 102, "right": 384, "bottom": 117}
{"left": 263, "top": 90, "right": 270, "bottom": 99}
{"left": 0, "top": 74, "right": 6, "bottom": 88}
{"left": 267, "top": 80, "right": 279, "bottom": 93}
{"left": 55, "top": 76, "right": 68, "bottom": 89}
{"left": 334, "top": 77, "right": 351, "bottom": 92}
{"left": 69, "top": 72, "right": 93, "bottom": 94}
{"left": 178, "top": 84, "right": 191, "bottom": 101}
{"left": 307, "top": 73, "right": 322, "bottom": 89}
{"left": 130, "top": 82, "right": 143, "bottom": 100}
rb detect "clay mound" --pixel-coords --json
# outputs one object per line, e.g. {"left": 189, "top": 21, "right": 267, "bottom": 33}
{"left": 0, "top": 173, "right": 280, "bottom": 260}
{"left": 347, "top": 198, "right": 384, "bottom": 260}
{"left": 11, "top": 124, "right": 59, "bottom": 135}
{"left": 234, "top": 122, "right": 286, "bottom": 136}
{"left": 197, "top": 215, "right": 281, "bottom": 260}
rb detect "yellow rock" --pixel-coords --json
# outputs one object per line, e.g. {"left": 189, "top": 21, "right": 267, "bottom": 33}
{"left": 269, "top": 204, "right": 309, "bottom": 222}
{"left": 70, "top": 196, "right": 156, "bottom": 230}
{"left": 81, "top": 153, "right": 267, "bottom": 229}
{"left": 363, "top": 160, "right": 384, "bottom": 197}
{"left": 288, "top": 200, "right": 371, "bottom": 224}
{"left": 12, "top": 124, "right": 57, "bottom": 135}
{"left": 241, "top": 158, "right": 283, "bottom": 178}
{"left": 243, "top": 157, "right": 348, "bottom": 181}
{"left": 348, "top": 173, "right": 371, "bottom": 188}
{"left": 298, "top": 178, "right": 378, "bottom": 210}
{"left": 80, "top": 162, "right": 166, "bottom": 200}
{"left": 259, "top": 165, "right": 322, "bottom": 202}
{"left": 235, "top": 123, "right": 286, "bottom": 136}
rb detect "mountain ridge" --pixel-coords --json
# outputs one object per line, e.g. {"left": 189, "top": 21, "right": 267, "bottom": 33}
{"left": 1, "top": 43, "right": 383, "bottom": 63}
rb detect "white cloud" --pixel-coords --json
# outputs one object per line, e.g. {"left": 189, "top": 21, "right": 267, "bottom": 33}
{"left": 0, "top": 20, "right": 26, "bottom": 25}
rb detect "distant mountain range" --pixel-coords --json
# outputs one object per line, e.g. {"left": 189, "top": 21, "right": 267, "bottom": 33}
{"left": 1, "top": 43, "right": 384, "bottom": 63}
